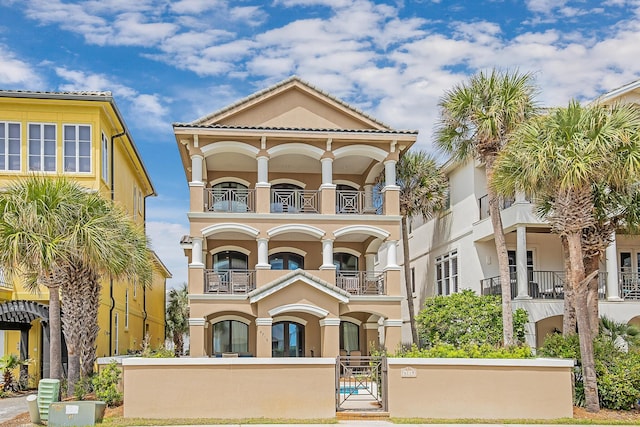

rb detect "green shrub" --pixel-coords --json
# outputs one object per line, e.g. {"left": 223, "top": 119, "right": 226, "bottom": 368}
{"left": 396, "top": 342, "right": 532, "bottom": 358}
{"left": 539, "top": 332, "right": 640, "bottom": 410}
{"left": 73, "top": 375, "right": 93, "bottom": 400}
{"left": 417, "top": 289, "right": 528, "bottom": 347}
{"left": 92, "top": 361, "right": 123, "bottom": 407}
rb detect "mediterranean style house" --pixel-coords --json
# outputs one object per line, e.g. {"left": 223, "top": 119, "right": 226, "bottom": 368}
{"left": 176, "top": 77, "right": 414, "bottom": 357}
{"left": 385, "top": 79, "right": 640, "bottom": 347}
{"left": 0, "top": 90, "right": 170, "bottom": 381}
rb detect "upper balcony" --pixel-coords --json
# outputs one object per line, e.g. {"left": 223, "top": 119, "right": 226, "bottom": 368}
{"left": 474, "top": 193, "right": 548, "bottom": 241}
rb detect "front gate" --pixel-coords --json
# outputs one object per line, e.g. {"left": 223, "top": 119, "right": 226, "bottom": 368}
{"left": 336, "top": 355, "right": 387, "bottom": 411}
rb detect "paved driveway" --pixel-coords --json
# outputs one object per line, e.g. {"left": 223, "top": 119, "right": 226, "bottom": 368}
{"left": 0, "top": 394, "right": 29, "bottom": 424}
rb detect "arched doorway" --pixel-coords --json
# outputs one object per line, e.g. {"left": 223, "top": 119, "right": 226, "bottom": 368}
{"left": 272, "top": 321, "right": 304, "bottom": 357}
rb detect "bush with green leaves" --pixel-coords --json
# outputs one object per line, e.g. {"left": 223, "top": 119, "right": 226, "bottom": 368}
{"left": 539, "top": 330, "right": 640, "bottom": 410}
{"left": 396, "top": 342, "right": 532, "bottom": 358}
{"left": 92, "top": 361, "right": 123, "bottom": 407}
{"left": 417, "top": 289, "right": 528, "bottom": 347}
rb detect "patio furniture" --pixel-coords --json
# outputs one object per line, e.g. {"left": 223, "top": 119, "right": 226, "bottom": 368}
{"left": 231, "top": 271, "right": 249, "bottom": 293}
{"left": 206, "top": 272, "right": 223, "bottom": 293}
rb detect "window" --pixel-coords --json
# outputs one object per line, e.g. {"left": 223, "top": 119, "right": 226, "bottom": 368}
{"left": 269, "top": 252, "right": 304, "bottom": 270}
{"left": 28, "top": 123, "right": 56, "bottom": 171}
{"left": 272, "top": 321, "right": 304, "bottom": 357}
{"left": 101, "top": 132, "right": 109, "bottom": 182}
{"left": 0, "top": 122, "right": 21, "bottom": 171}
{"left": 114, "top": 313, "right": 119, "bottom": 355}
{"left": 411, "top": 267, "right": 416, "bottom": 294}
{"left": 133, "top": 279, "right": 137, "bottom": 299}
{"left": 333, "top": 253, "right": 358, "bottom": 272}
{"left": 213, "top": 251, "right": 248, "bottom": 271}
{"left": 507, "top": 250, "right": 534, "bottom": 281}
{"left": 340, "top": 321, "right": 359, "bottom": 353}
{"left": 125, "top": 289, "right": 129, "bottom": 329}
{"left": 213, "top": 320, "right": 248, "bottom": 354}
{"left": 63, "top": 124, "right": 91, "bottom": 172}
{"left": 436, "top": 250, "right": 458, "bottom": 295}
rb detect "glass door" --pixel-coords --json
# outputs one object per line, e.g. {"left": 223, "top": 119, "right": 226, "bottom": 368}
{"left": 272, "top": 321, "right": 304, "bottom": 357}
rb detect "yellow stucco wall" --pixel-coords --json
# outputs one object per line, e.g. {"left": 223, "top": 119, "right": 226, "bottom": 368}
{"left": 0, "top": 94, "right": 169, "bottom": 377}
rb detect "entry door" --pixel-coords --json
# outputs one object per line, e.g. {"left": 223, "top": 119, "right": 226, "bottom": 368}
{"left": 272, "top": 321, "right": 304, "bottom": 357}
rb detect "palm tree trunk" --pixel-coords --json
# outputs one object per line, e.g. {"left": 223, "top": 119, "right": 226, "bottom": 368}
{"left": 47, "top": 284, "right": 63, "bottom": 380}
{"left": 401, "top": 216, "right": 419, "bottom": 345}
{"left": 486, "top": 160, "right": 514, "bottom": 346}
{"left": 567, "top": 231, "right": 600, "bottom": 412}
{"left": 561, "top": 236, "right": 576, "bottom": 335}
{"left": 80, "top": 277, "right": 100, "bottom": 378}
{"left": 584, "top": 254, "right": 600, "bottom": 339}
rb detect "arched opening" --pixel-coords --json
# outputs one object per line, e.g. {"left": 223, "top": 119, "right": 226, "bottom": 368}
{"left": 269, "top": 252, "right": 304, "bottom": 270}
{"left": 212, "top": 319, "right": 249, "bottom": 355}
{"left": 272, "top": 321, "right": 305, "bottom": 357}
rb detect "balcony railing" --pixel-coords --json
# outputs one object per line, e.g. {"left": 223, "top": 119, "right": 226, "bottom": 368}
{"left": 480, "top": 270, "right": 606, "bottom": 300}
{"left": 478, "top": 195, "right": 527, "bottom": 220}
{"left": 205, "top": 189, "right": 255, "bottom": 213}
{"left": 336, "top": 191, "right": 382, "bottom": 215}
{"left": 620, "top": 272, "right": 640, "bottom": 300}
{"left": 271, "top": 189, "right": 319, "bottom": 213}
{"left": 336, "top": 271, "right": 385, "bottom": 295}
{"left": 204, "top": 269, "right": 256, "bottom": 294}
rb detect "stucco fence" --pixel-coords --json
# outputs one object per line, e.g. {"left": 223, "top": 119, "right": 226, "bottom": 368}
{"left": 113, "top": 357, "right": 574, "bottom": 420}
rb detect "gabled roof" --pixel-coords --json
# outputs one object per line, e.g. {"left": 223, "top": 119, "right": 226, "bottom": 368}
{"left": 592, "top": 78, "right": 640, "bottom": 104}
{"left": 248, "top": 269, "right": 350, "bottom": 304}
{"left": 184, "top": 76, "right": 394, "bottom": 130}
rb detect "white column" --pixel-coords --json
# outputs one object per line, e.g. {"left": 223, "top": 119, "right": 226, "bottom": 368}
{"left": 257, "top": 156, "right": 269, "bottom": 184}
{"left": 365, "top": 253, "right": 376, "bottom": 272}
{"left": 191, "top": 154, "right": 203, "bottom": 184}
{"left": 320, "top": 239, "right": 335, "bottom": 270}
{"left": 190, "top": 237, "right": 204, "bottom": 266}
{"left": 606, "top": 233, "right": 621, "bottom": 300}
{"left": 515, "top": 226, "right": 530, "bottom": 299}
{"left": 321, "top": 158, "right": 333, "bottom": 187}
{"left": 256, "top": 238, "right": 270, "bottom": 269}
{"left": 385, "top": 240, "right": 399, "bottom": 269}
{"left": 384, "top": 160, "right": 397, "bottom": 188}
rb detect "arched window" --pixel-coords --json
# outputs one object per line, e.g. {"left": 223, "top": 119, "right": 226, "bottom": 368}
{"left": 272, "top": 321, "right": 304, "bottom": 357}
{"left": 340, "top": 321, "right": 360, "bottom": 353}
{"left": 269, "top": 252, "right": 304, "bottom": 270}
{"left": 213, "top": 250, "right": 248, "bottom": 271}
{"left": 334, "top": 252, "right": 358, "bottom": 272}
{"left": 212, "top": 320, "right": 248, "bottom": 354}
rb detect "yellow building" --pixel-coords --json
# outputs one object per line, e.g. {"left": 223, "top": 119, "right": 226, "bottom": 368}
{"left": 176, "top": 77, "right": 414, "bottom": 358}
{"left": 0, "top": 90, "right": 170, "bottom": 381}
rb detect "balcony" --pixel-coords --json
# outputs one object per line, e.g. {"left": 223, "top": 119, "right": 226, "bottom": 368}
{"left": 205, "top": 189, "right": 255, "bottom": 213}
{"left": 620, "top": 272, "right": 640, "bottom": 300}
{"left": 204, "top": 270, "right": 256, "bottom": 294}
{"left": 336, "top": 190, "right": 382, "bottom": 215}
{"left": 478, "top": 195, "right": 518, "bottom": 220}
{"left": 480, "top": 271, "right": 606, "bottom": 300}
{"left": 336, "top": 271, "right": 386, "bottom": 295}
{"left": 270, "top": 189, "right": 319, "bottom": 213}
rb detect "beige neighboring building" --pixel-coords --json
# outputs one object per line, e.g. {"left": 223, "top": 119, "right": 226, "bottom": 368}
{"left": 175, "top": 77, "right": 415, "bottom": 358}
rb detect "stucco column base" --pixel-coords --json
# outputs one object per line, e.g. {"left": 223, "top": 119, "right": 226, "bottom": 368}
{"left": 188, "top": 319, "right": 206, "bottom": 357}
{"left": 384, "top": 319, "right": 403, "bottom": 353}
{"left": 606, "top": 296, "right": 624, "bottom": 302}
{"left": 320, "top": 318, "right": 340, "bottom": 357}
{"left": 381, "top": 186, "right": 400, "bottom": 216}
{"left": 190, "top": 182, "right": 205, "bottom": 213}
{"left": 188, "top": 265, "right": 205, "bottom": 294}
{"left": 514, "top": 295, "right": 532, "bottom": 301}
{"left": 256, "top": 318, "right": 273, "bottom": 357}
{"left": 255, "top": 183, "right": 271, "bottom": 214}
{"left": 320, "top": 185, "right": 336, "bottom": 215}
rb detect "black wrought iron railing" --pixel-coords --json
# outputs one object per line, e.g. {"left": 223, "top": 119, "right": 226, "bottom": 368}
{"left": 481, "top": 270, "right": 606, "bottom": 300}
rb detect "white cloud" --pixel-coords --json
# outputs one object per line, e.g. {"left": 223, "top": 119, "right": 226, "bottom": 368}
{"left": 146, "top": 220, "right": 189, "bottom": 290}
{"left": 0, "top": 44, "right": 43, "bottom": 87}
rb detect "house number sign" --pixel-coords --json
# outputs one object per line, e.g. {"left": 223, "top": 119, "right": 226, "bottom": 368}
{"left": 401, "top": 367, "right": 417, "bottom": 378}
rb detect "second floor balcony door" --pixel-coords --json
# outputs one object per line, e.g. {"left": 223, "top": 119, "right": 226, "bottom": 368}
{"left": 269, "top": 252, "right": 304, "bottom": 270}
{"left": 213, "top": 250, "right": 248, "bottom": 271}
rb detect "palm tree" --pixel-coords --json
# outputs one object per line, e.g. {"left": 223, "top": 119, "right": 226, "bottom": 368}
{"left": 166, "top": 283, "right": 189, "bottom": 356}
{"left": 381, "top": 151, "right": 448, "bottom": 345}
{"left": 600, "top": 316, "right": 640, "bottom": 350}
{"left": 436, "top": 69, "right": 538, "bottom": 346}
{"left": 492, "top": 100, "right": 640, "bottom": 412}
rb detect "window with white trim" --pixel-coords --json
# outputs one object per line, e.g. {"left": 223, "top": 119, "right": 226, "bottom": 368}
{"left": 28, "top": 123, "right": 56, "bottom": 171}
{"left": 63, "top": 124, "right": 91, "bottom": 172}
{"left": 0, "top": 122, "right": 21, "bottom": 171}
{"left": 101, "top": 132, "right": 109, "bottom": 182}
{"left": 125, "top": 289, "right": 129, "bottom": 329}
{"left": 436, "top": 250, "right": 458, "bottom": 295}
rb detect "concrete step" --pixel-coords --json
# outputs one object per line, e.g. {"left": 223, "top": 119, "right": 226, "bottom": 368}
{"left": 336, "top": 411, "right": 390, "bottom": 421}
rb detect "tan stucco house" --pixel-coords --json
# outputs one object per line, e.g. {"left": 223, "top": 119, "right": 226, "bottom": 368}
{"left": 175, "top": 77, "right": 415, "bottom": 357}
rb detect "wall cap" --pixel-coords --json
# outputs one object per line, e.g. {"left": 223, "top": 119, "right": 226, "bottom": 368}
{"left": 387, "top": 357, "right": 575, "bottom": 368}
{"left": 122, "top": 357, "right": 336, "bottom": 366}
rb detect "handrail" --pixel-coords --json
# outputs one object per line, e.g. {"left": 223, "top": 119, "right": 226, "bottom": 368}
{"left": 336, "top": 271, "right": 385, "bottom": 295}
{"left": 204, "top": 269, "right": 256, "bottom": 294}
{"left": 205, "top": 188, "right": 255, "bottom": 213}
{"left": 271, "top": 189, "right": 319, "bottom": 213}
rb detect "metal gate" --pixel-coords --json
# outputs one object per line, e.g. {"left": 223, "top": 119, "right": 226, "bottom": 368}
{"left": 336, "top": 355, "right": 387, "bottom": 411}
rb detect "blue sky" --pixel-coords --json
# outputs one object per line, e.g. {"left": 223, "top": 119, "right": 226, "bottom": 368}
{"left": 1, "top": 0, "right": 640, "bottom": 289}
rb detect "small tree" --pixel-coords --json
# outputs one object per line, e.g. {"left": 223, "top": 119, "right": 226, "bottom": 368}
{"left": 166, "top": 283, "right": 189, "bottom": 356}
{"left": 0, "top": 354, "right": 28, "bottom": 392}
{"left": 417, "top": 289, "right": 528, "bottom": 347}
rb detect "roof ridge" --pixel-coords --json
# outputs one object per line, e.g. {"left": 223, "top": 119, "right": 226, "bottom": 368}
{"left": 0, "top": 89, "right": 113, "bottom": 97}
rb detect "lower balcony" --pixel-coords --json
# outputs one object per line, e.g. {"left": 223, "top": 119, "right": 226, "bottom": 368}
{"left": 480, "top": 271, "right": 613, "bottom": 300}
{"left": 203, "top": 269, "right": 387, "bottom": 296}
